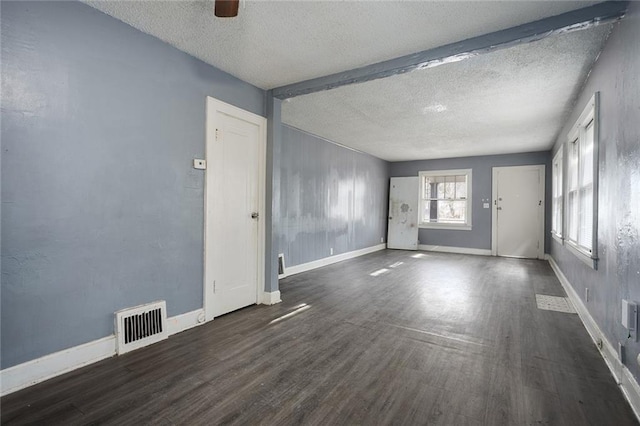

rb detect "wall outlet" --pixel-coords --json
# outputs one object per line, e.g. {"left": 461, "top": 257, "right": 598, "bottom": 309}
{"left": 585, "top": 288, "right": 589, "bottom": 302}
{"left": 381, "top": 237, "right": 384, "bottom": 243}
{"left": 330, "top": 248, "right": 333, "bottom": 255}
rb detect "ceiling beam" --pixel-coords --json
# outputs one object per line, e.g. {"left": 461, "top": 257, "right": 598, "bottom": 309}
{"left": 272, "top": 1, "right": 629, "bottom": 100}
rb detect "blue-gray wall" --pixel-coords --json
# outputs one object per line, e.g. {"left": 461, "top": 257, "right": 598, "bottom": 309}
{"left": 390, "top": 152, "right": 551, "bottom": 251}
{"left": 1, "top": 1, "right": 265, "bottom": 369}
{"left": 278, "top": 126, "right": 389, "bottom": 267}
{"left": 550, "top": 3, "right": 640, "bottom": 382}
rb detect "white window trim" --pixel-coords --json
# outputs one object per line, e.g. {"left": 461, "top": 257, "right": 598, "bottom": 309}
{"left": 551, "top": 148, "right": 564, "bottom": 245}
{"left": 418, "top": 169, "right": 472, "bottom": 230}
{"left": 564, "top": 93, "right": 599, "bottom": 269}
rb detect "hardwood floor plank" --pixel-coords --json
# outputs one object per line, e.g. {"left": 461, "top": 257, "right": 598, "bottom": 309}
{"left": 1, "top": 250, "right": 636, "bottom": 425}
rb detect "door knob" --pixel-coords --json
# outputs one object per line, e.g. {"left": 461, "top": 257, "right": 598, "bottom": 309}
{"left": 251, "top": 212, "right": 259, "bottom": 219}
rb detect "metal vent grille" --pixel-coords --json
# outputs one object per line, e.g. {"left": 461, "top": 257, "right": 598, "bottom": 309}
{"left": 124, "top": 308, "right": 163, "bottom": 344}
{"left": 115, "top": 301, "right": 168, "bottom": 355}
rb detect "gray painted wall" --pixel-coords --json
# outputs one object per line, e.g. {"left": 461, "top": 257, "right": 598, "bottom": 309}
{"left": 1, "top": 1, "right": 265, "bottom": 368}
{"left": 278, "top": 126, "right": 389, "bottom": 267}
{"left": 390, "top": 152, "right": 551, "bottom": 251}
{"left": 549, "top": 3, "right": 640, "bottom": 382}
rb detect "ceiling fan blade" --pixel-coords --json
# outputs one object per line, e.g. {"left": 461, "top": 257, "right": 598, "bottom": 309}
{"left": 215, "top": 0, "right": 239, "bottom": 18}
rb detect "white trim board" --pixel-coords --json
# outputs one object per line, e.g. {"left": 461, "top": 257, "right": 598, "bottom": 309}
{"left": 548, "top": 256, "right": 640, "bottom": 422}
{"left": 418, "top": 244, "right": 491, "bottom": 256}
{"left": 262, "top": 290, "right": 282, "bottom": 305}
{"left": 281, "top": 244, "right": 386, "bottom": 278}
{"left": 0, "top": 308, "right": 205, "bottom": 397}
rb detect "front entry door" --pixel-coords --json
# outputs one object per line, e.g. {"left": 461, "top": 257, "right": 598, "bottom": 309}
{"left": 387, "top": 177, "right": 419, "bottom": 250}
{"left": 206, "top": 98, "right": 265, "bottom": 319}
{"left": 492, "top": 165, "right": 545, "bottom": 259}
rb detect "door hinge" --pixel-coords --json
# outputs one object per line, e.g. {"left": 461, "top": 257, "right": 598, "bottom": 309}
{"left": 213, "top": 280, "right": 216, "bottom": 293}
{"left": 215, "top": 128, "right": 220, "bottom": 141}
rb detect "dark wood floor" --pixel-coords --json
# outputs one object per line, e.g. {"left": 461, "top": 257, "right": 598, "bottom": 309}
{"left": 2, "top": 250, "right": 637, "bottom": 425}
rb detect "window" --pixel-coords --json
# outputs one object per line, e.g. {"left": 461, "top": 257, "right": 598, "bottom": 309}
{"left": 551, "top": 148, "right": 563, "bottom": 241}
{"left": 419, "top": 169, "right": 472, "bottom": 229}
{"left": 565, "top": 93, "right": 598, "bottom": 267}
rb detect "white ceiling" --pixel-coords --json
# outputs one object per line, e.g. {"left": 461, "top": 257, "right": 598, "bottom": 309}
{"left": 83, "top": 0, "right": 612, "bottom": 161}
{"left": 282, "top": 25, "right": 611, "bottom": 161}
{"left": 84, "top": 0, "right": 599, "bottom": 90}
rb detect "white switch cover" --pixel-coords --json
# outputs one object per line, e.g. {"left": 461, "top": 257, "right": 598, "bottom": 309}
{"left": 483, "top": 203, "right": 490, "bottom": 209}
{"left": 193, "top": 159, "right": 206, "bottom": 170}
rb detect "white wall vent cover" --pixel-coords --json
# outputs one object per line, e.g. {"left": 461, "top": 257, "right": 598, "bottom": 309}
{"left": 535, "top": 294, "right": 576, "bottom": 314}
{"left": 115, "top": 301, "right": 168, "bottom": 355}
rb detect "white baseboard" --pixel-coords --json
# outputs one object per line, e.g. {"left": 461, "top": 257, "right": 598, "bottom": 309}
{"left": 0, "top": 308, "right": 205, "bottom": 397}
{"left": 548, "top": 256, "right": 640, "bottom": 421}
{"left": 418, "top": 244, "right": 491, "bottom": 256}
{"left": 0, "top": 335, "right": 116, "bottom": 397}
{"left": 262, "top": 290, "right": 282, "bottom": 305}
{"left": 281, "top": 243, "right": 386, "bottom": 278}
{"left": 166, "top": 308, "right": 205, "bottom": 336}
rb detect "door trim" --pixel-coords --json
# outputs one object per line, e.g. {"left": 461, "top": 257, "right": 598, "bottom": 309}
{"left": 491, "top": 165, "right": 545, "bottom": 259}
{"left": 204, "top": 97, "right": 267, "bottom": 322}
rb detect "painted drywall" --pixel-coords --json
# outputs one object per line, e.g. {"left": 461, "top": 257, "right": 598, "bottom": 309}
{"left": 390, "top": 152, "right": 551, "bottom": 251}
{"left": 1, "top": 1, "right": 265, "bottom": 369}
{"left": 277, "top": 126, "right": 389, "bottom": 268}
{"left": 550, "top": 3, "right": 640, "bottom": 382}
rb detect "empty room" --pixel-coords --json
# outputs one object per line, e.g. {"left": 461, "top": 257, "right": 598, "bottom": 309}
{"left": 1, "top": 0, "right": 639, "bottom": 424}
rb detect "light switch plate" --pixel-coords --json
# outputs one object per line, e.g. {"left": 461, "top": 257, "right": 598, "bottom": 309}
{"left": 193, "top": 159, "right": 206, "bottom": 170}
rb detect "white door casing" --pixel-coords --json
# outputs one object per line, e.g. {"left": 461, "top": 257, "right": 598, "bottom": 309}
{"left": 387, "top": 177, "right": 419, "bottom": 250}
{"left": 492, "top": 165, "right": 545, "bottom": 259}
{"left": 205, "top": 97, "right": 266, "bottom": 321}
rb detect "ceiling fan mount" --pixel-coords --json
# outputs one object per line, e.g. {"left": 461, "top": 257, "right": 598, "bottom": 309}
{"left": 215, "top": 0, "right": 240, "bottom": 18}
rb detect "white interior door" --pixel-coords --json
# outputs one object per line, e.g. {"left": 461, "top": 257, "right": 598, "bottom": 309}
{"left": 387, "top": 177, "right": 419, "bottom": 250}
{"left": 205, "top": 98, "right": 266, "bottom": 319}
{"left": 492, "top": 165, "right": 545, "bottom": 259}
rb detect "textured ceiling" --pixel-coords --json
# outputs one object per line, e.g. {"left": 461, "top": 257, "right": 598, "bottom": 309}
{"left": 84, "top": 0, "right": 599, "bottom": 90}
{"left": 282, "top": 25, "right": 611, "bottom": 161}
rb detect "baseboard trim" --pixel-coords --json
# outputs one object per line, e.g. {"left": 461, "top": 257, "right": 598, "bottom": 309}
{"left": 282, "top": 243, "right": 386, "bottom": 278}
{"left": 0, "top": 335, "right": 116, "bottom": 397}
{"left": 166, "top": 308, "right": 205, "bottom": 336}
{"left": 418, "top": 244, "right": 492, "bottom": 256}
{"left": 1, "top": 308, "right": 205, "bottom": 397}
{"left": 262, "top": 290, "right": 282, "bottom": 305}
{"left": 548, "top": 256, "right": 640, "bottom": 421}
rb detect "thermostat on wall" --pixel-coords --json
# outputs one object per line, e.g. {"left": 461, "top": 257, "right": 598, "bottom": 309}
{"left": 193, "top": 159, "right": 206, "bottom": 170}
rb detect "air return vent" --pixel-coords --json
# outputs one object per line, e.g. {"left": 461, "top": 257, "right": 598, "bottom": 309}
{"left": 115, "top": 301, "right": 168, "bottom": 355}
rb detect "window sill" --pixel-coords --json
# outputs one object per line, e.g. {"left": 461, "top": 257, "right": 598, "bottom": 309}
{"left": 419, "top": 224, "right": 472, "bottom": 231}
{"left": 565, "top": 240, "right": 598, "bottom": 270}
{"left": 551, "top": 232, "right": 563, "bottom": 245}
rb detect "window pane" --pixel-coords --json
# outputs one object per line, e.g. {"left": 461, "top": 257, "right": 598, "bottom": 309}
{"left": 568, "top": 140, "right": 579, "bottom": 191}
{"left": 437, "top": 200, "right": 467, "bottom": 223}
{"left": 436, "top": 180, "right": 445, "bottom": 199}
{"left": 424, "top": 177, "right": 432, "bottom": 199}
{"left": 456, "top": 175, "right": 467, "bottom": 199}
{"left": 579, "top": 185, "right": 593, "bottom": 250}
{"left": 444, "top": 176, "right": 455, "bottom": 199}
{"left": 568, "top": 191, "right": 578, "bottom": 241}
{"left": 581, "top": 122, "right": 594, "bottom": 186}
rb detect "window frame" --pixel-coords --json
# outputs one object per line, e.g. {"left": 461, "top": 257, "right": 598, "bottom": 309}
{"left": 551, "top": 148, "right": 564, "bottom": 243}
{"left": 418, "top": 169, "right": 472, "bottom": 230}
{"left": 564, "top": 93, "right": 599, "bottom": 269}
